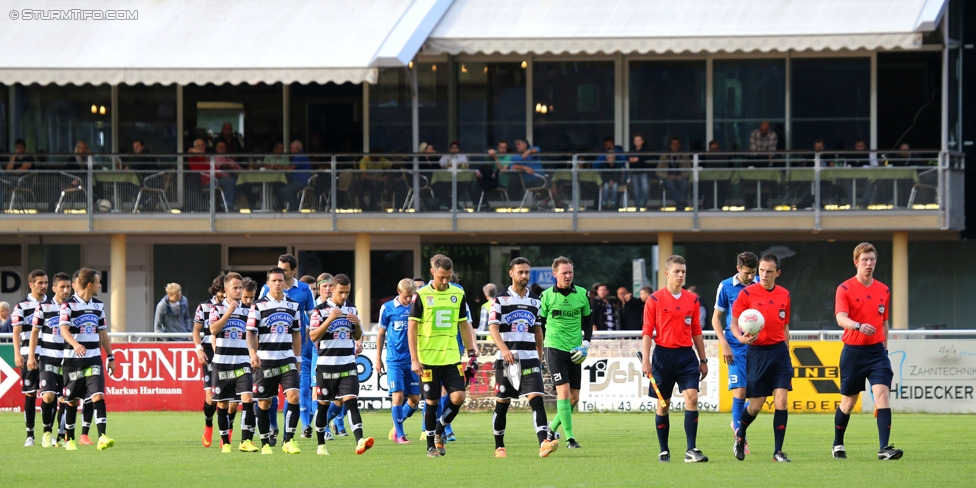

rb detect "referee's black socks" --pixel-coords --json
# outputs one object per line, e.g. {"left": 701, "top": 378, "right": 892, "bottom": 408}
{"left": 773, "top": 409, "right": 788, "bottom": 453}
{"left": 684, "top": 410, "right": 699, "bottom": 451}
{"left": 833, "top": 407, "right": 851, "bottom": 446}
{"left": 738, "top": 410, "right": 757, "bottom": 437}
{"left": 655, "top": 414, "right": 670, "bottom": 452}
{"left": 876, "top": 408, "right": 892, "bottom": 449}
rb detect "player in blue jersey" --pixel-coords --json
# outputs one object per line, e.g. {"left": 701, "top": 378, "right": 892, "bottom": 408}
{"left": 711, "top": 251, "right": 758, "bottom": 453}
{"left": 377, "top": 278, "right": 420, "bottom": 444}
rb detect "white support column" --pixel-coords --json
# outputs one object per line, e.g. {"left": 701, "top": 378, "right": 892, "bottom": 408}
{"left": 870, "top": 52, "right": 878, "bottom": 149}
{"left": 657, "top": 232, "right": 674, "bottom": 290}
{"left": 355, "top": 233, "right": 371, "bottom": 329}
{"left": 111, "top": 234, "right": 127, "bottom": 335}
{"left": 705, "top": 57, "right": 714, "bottom": 144}
{"left": 892, "top": 231, "right": 909, "bottom": 330}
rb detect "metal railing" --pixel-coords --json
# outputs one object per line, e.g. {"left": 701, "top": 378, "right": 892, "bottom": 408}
{"left": 0, "top": 150, "right": 963, "bottom": 232}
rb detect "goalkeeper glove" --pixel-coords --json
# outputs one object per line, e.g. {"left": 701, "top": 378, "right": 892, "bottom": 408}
{"left": 570, "top": 341, "right": 590, "bottom": 364}
{"left": 464, "top": 355, "right": 479, "bottom": 385}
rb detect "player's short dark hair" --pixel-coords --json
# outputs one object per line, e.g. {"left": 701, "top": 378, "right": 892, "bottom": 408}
{"left": 242, "top": 277, "right": 257, "bottom": 293}
{"left": 639, "top": 286, "right": 653, "bottom": 295}
{"left": 299, "top": 275, "right": 315, "bottom": 287}
{"left": 14, "top": 139, "right": 26, "bottom": 147}
{"left": 432, "top": 255, "right": 454, "bottom": 272}
{"left": 509, "top": 257, "right": 530, "bottom": 269}
{"left": 332, "top": 274, "right": 351, "bottom": 286}
{"left": 737, "top": 252, "right": 759, "bottom": 269}
{"left": 267, "top": 266, "right": 286, "bottom": 279}
{"left": 52, "top": 272, "right": 71, "bottom": 284}
{"left": 497, "top": 139, "right": 509, "bottom": 145}
{"left": 277, "top": 254, "right": 298, "bottom": 271}
{"left": 551, "top": 256, "right": 573, "bottom": 272}
{"left": 208, "top": 274, "right": 226, "bottom": 296}
{"left": 28, "top": 269, "right": 47, "bottom": 283}
{"left": 76, "top": 268, "right": 98, "bottom": 288}
{"left": 665, "top": 255, "right": 686, "bottom": 269}
{"left": 224, "top": 272, "right": 243, "bottom": 285}
{"left": 760, "top": 253, "right": 780, "bottom": 270}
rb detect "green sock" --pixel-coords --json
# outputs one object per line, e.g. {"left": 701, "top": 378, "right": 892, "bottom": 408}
{"left": 557, "top": 399, "right": 574, "bottom": 439}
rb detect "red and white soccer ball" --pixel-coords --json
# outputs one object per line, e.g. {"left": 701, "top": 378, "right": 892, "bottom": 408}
{"left": 738, "top": 308, "right": 765, "bottom": 335}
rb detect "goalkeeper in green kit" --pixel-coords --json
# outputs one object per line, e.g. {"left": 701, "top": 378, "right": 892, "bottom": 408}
{"left": 540, "top": 256, "right": 592, "bottom": 449}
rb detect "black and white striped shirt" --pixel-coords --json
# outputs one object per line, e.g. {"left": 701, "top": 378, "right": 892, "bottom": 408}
{"left": 488, "top": 287, "right": 542, "bottom": 361}
{"left": 209, "top": 300, "right": 250, "bottom": 370}
{"left": 194, "top": 298, "right": 218, "bottom": 346}
{"left": 309, "top": 299, "right": 358, "bottom": 373}
{"left": 32, "top": 297, "right": 65, "bottom": 363}
{"left": 246, "top": 295, "right": 300, "bottom": 368}
{"left": 59, "top": 295, "right": 106, "bottom": 370}
{"left": 11, "top": 294, "right": 42, "bottom": 357}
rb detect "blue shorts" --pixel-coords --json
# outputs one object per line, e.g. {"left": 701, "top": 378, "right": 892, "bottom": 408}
{"left": 727, "top": 342, "right": 749, "bottom": 390}
{"left": 839, "top": 343, "right": 893, "bottom": 396}
{"left": 386, "top": 361, "right": 420, "bottom": 396}
{"left": 651, "top": 346, "right": 700, "bottom": 396}
{"left": 745, "top": 342, "right": 793, "bottom": 399}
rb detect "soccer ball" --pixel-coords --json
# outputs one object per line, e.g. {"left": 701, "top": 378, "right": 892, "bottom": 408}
{"left": 738, "top": 308, "right": 765, "bottom": 335}
{"left": 96, "top": 198, "right": 112, "bottom": 212}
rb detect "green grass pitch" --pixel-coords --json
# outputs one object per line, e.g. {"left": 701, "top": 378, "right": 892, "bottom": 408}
{"left": 2, "top": 410, "right": 974, "bottom": 486}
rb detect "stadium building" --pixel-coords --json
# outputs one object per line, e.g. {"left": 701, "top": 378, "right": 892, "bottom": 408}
{"left": 0, "top": 0, "right": 971, "bottom": 333}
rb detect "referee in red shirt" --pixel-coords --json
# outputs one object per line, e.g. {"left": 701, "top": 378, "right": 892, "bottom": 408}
{"left": 833, "top": 242, "right": 902, "bottom": 461}
{"left": 640, "top": 255, "right": 708, "bottom": 463}
{"left": 730, "top": 254, "right": 792, "bottom": 462}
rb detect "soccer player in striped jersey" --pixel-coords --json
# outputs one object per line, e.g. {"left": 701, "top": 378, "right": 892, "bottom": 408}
{"left": 833, "top": 242, "right": 902, "bottom": 461}
{"left": 540, "top": 256, "right": 592, "bottom": 449}
{"left": 247, "top": 267, "right": 302, "bottom": 454}
{"left": 640, "top": 255, "right": 708, "bottom": 463}
{"left": 209, "top": 272, "right": 258, "bottom": 453}
{"left": 314, "top": 273, "right": 349, "bottom": 439}
{"left": 11, "top": 269, "right": 47, "bottom": 447}
{"left": 28, "top": 272, "right": 72, "bottom": 448}
{"left": 409, "top": 255, "right": 477, "bottom": 458}
{"left": 309, "top": 273, "right": 374, "bottom": 456}
{"left": 377, "top": 278, "right": 420, "bottom": 444}
{"left": 711, "top": 251, "right": 758, "bottom": 453}
{"left": 488, "top": 257, "right": 558, "bottom": 458}
{"left": 731, "top": 254, "right": 793, "bottom": 462}
{"left": 59, "top": 268, "right": 115, "bottom": 451}
{"left": 193, "top": 274, "right": 224, "bottom": 448}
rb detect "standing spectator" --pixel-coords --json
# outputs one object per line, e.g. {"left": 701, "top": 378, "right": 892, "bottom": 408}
{"left": 617, "top": 286, "right": 644, "bottom": 331}
{"left": 590, "top": 283, "right": 618, "bottom": 332}
{"left": 154, "top": 283, "right": 192, "bottom": 338}
{"left": 213, "top": 141, "right": 241, "bottom": 210}
{"left": 509, "top": 137, "right": 544, "bottom": 203}
{"left": 485, "top": 139, "right": 512, "bottom": 191}
{"left": 657, "top": 137, "right": 691, "bottom": 209}
{"left": 595, "top": 137, "right": 624, "bottom": 210}
{"left": 0, "top": 301, "right": 11, "bottom": 342}
{"left": 478, "top": 283, "right": 497, "bottom": 331}
{"left": 628, "top": 134, "right": 652, "bottom": 209}
{"left": 282, "top": 140, "right": 312, "bottom": 211}
{"left": 749, "top": 121, "right": 778, "bottom": 158}
{"left": 686, "top": 285, "right": 708, "bottom": 328}
{"left": 215, "top": 122, "right": 245, "bottom": 154}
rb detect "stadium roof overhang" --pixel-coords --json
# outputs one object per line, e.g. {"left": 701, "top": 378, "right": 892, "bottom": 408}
{"left": 423, "top": 0, "right": 948, "bottom": 56}
{"left": 0, "top": 0, "right": 453, "bottom": 86}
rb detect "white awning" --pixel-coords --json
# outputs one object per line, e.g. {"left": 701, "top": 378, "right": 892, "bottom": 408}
{"left": 0, "top": 0, "right": 451, "bottom": 86}
{"left": 425, "top": 0, "right": 948, "bottom": 56}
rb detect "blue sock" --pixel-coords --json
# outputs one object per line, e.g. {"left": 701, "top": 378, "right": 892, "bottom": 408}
{"left": 326, "top": 402, "right": 340, "bottom": 426}
{"left": 731, "top": 397, "right": 745, "bottom": 432}
{"left": 392, "top": 405, "right": 405, "bottom": 438}
{"left": 773, "top": 409, "right": 788, "bottom": 453}
{"left": 684, "top": 410, "right": 699, "bottom": 451}
{"left": 655, "top": 414, "right": 670, "bottom": 453}
{"left": 269, "top": 396, "right": 279, "bottom": 431}
{"left": 877, "top": 408, "right": 892, "bottom": 449}
{"left": 404, "top": 403, "right": 417, "bottom": 418}
{"left": 334, "top": 404, "right": 347, "bottom": 432}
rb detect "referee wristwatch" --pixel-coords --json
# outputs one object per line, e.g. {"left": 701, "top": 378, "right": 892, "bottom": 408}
{"left": 699, "top": 358, "right": 708, "bottom": 365}
{"left": 853, "top": 322, "right": 862, "bottom": 331}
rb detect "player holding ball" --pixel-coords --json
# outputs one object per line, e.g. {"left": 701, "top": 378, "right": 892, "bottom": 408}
{"left": 730, "top": 253, "right": 793, "bottom": 462}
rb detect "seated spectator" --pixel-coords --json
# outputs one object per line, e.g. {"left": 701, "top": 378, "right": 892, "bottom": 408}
{"left": 438, "top": 140, "right": 469, "bottom": 169}
{"left": 187, "top": 138, "right": 237, "bottom": 211}
{"left": 479, "top": 139, "right": 511, "bottom": 193}
{"left": 282, "top": 140, "right": 312, "bottom": 211}
{"left": 508, "top": 137, "right": 544, "bottom": 203}
{"left": 359, "top": 151, "right": 392, "bottom": 211}
{"left": 657, "top": 137, "right": 691, "bottom": 208}
{"left": 6, "top": 139, "right": 34, "bottom": 172}
{"left": 594, "top": 137, "right": 624, "bottom": 210}
{"left": 213, "top": 141, "right": 241, "bottom": 210}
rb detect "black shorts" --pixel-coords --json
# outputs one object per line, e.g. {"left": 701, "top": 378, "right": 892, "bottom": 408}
{"left": 745, "top": 342, "right": 793, "bottom": 399}
{"left": 420, "top": 363, "right": 466, "bottom": 401}
{"left": 38, "top": 361, "right": 63, "bottom": 395}
{"left": 202, "top": 362, "right": 213, "bottom": 391}
{"left": 494, "top": 358, "right": 545, "bottom": 399}
{"left": 212, "top": 366, "right": 253, "bottom": 402}
{"left": 840, "top": 343, "right": 893, "bottom": 396}
{"left": 21, "top": 358, "right": 39, "bottom": 394}
{"left": 651, "top": 346, "right": 700, "bottom": 396}
{"left": 316, "top": 366, "right": 359, "bottom": 401}
{"left": 253, "top": 363, "right": 299, "bottom": 400}
{"left": 62, "top": 365, "right": 105, "bottom": 402}
{"left": 544, "top": 347, "right": 581, "bottom": 390}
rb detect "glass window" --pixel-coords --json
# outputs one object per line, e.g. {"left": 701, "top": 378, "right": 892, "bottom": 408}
{"left": 13, "top": 84, "right": 113, "bottom": 155}
{"left": 290, "top": 82, "right": 363, "bottom": 154}
{"left": 533, "top": 61, "right": 615, "bottom": 152}
{"left": 153, "top": 244, "right": 221, "bottom": 311}
{"left": 877, "top": 52, "right": 941, "bottom": 150}
{"left": 28, "top": 244, "right": 81, "bottom": 277}
{"left": 457, "top": 62, "right": 526, "bottom": 152}
{"left": 183, "top": 83, "right": 283, "bottom": 154}
{"left": 629, "top": 61, "right": 706, "bottom": 150}
{"left": 369, "top": 63, "right": 448, "bottom": 154}
{"left": 713, "top": 60, "right": 785, "bottom": 151}
{"left": 118, "top": 84, "right": 177, "bottom": 155}
{"left": 791, "top": 58, "right": 869, "bottom": 152}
